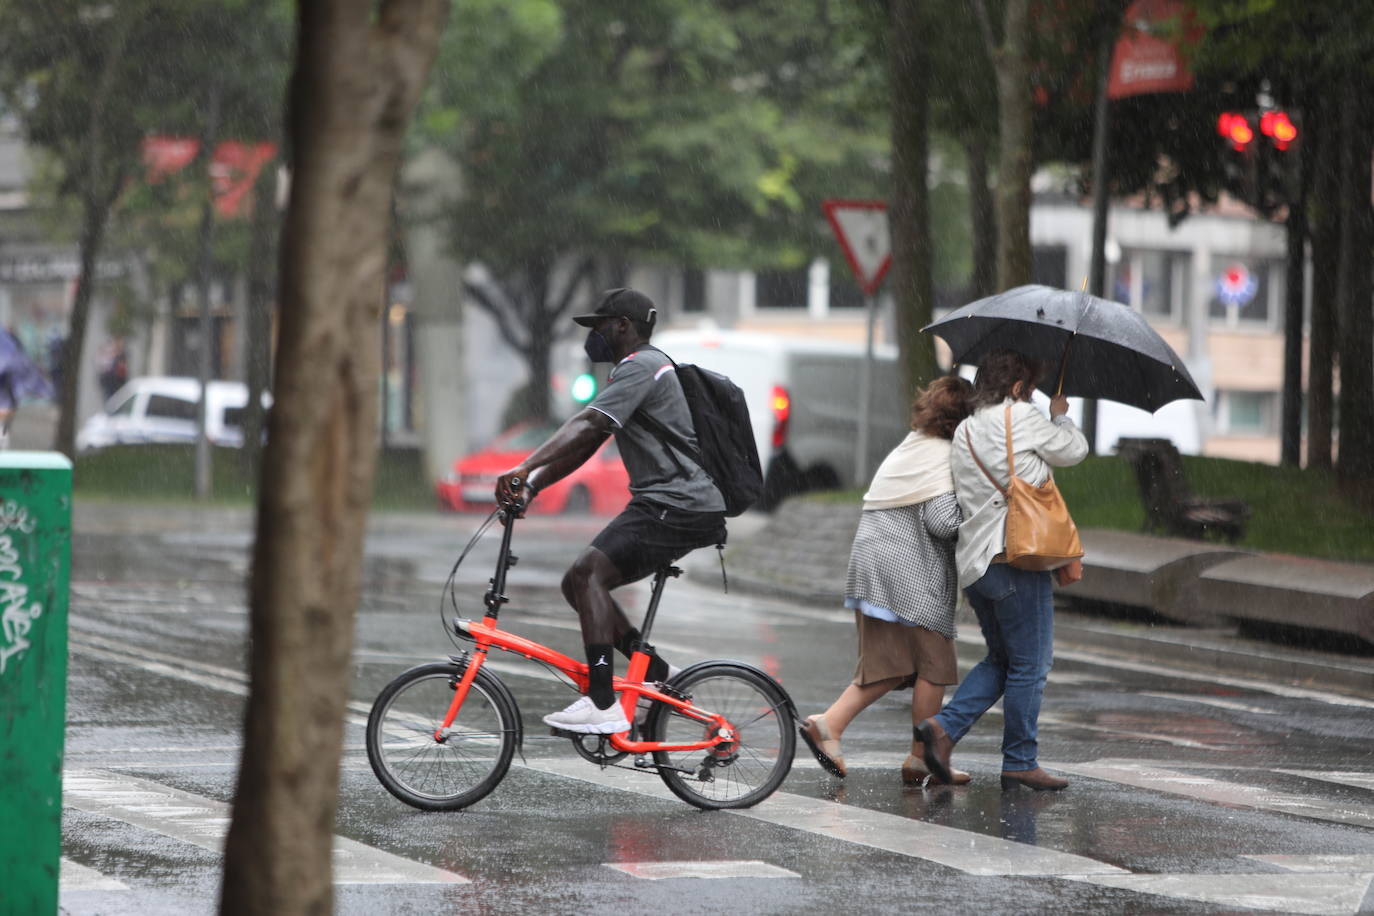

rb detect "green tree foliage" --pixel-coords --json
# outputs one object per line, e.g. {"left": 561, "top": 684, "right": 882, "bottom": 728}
{"left": 416, "top": 0, "right": 888, "bottom": 421}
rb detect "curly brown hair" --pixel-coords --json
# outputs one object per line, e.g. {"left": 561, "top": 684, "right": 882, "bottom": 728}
{"left": 911, "top": 375, "right": 974, "bottom": 439}
{"left": 970, "top": 349, "right": 1042, "bottom": 409}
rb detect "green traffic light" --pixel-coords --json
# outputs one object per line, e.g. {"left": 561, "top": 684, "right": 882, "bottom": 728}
{"left": 571, "top": 372, "right": 597, "bottom": 403}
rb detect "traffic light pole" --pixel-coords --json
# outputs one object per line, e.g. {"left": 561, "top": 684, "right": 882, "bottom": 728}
{"left": 1083, "top": 12, "right": 1117, "bottom": 456}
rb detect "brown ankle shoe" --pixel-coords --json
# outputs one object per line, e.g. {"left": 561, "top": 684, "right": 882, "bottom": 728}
{"left": 1000, "top": 767, "right": 1069, "bottom": 791}
{"left": 915, "top": 719, "right": 954, "bottom": 785}
{"left": 903, "top": 752, "right": 971, "bottom": 786}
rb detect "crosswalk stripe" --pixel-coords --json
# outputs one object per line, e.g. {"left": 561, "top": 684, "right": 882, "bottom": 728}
{"left": 1277, "top": 769, "right": 1374, "bottom": 792}
{"left": 1048, "top": 760, "right": 1374, "bottom": 830}
{"left": 64, "top": 769, "right": 468, "bottom": 886}
{"left": 1072, "top": 872, "right": 1374, "bottom": 916}
{"left": 60, "top": 857, "right": 128, "bottom": 891}
{"left": 531, "top": 757, "right": 1125, "bottom": 878}
{"left": 605, "top": 860, "right": 800, "bottom": 880}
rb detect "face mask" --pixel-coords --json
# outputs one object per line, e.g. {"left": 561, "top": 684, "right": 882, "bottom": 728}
{"left": 583, "top": 329, "right": 616, "bottom": 363}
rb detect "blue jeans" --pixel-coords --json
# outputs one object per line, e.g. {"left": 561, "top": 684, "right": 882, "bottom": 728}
{"left": 933, "top": 563, "right": 1054, "bottom": 772}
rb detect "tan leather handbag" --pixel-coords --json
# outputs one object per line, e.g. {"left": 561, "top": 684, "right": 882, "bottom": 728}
{"left": 965, "top": 405, "right": 1083, "bottom": 571}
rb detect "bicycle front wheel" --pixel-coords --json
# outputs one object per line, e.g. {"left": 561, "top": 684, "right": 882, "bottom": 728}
{"left": 646, "top": 663, "right": 795, "bottom": 810}
{"left": 366, "top": 661, "right": 516, "bottom": 811}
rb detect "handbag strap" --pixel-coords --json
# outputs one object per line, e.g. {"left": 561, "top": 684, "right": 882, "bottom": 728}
{"left": 1003, "top": 404, "right": 1016, "bottom": 474}
{"left": 964, "top": 425, "right": 1008, "bottom": 497}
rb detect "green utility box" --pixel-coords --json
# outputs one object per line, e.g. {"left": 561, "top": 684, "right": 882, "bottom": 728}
{"left": 0, "top": 453, "right": 72, "bottom": 916}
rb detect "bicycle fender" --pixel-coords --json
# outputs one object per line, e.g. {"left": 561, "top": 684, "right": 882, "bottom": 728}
{"left": 670, "top": 659, "right": 799, "bottom": 723}
{"left": 450, "top": 655, "right": 524, "bottom": 752}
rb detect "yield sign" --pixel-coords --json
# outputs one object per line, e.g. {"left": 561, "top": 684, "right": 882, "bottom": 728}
{"left": 823, "top": 199, "right": 891, "bottom": 295}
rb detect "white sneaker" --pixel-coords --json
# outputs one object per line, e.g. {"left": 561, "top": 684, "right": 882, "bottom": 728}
{"left": 542, "top": 696, "right": 630, "bottom": 734}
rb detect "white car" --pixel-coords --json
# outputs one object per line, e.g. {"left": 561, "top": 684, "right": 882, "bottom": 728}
{"left": 76, "top": 376, "right": 271, "bottom": 452}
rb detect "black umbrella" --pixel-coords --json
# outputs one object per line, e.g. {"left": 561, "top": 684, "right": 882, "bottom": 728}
{"left": 923, "top": 284, "right": 1203, "bottom": 412}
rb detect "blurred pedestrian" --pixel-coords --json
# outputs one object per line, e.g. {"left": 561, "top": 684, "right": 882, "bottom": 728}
{"left": 800, "top": 375, "right": 975, "bottom": 785}
{"left": 46, "top": 328, "right": 65, "bottom": 396}
{"left": 97, "top": 337, "right": 128, "bottom": 402}
{"left": 0, "top": 328, "right": 55, "bottom": 447}
{"left": 918, "top": 349, "right": 1087, "bottom": 792}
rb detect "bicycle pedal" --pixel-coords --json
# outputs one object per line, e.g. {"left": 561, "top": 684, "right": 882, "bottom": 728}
{"left": 549, "top": 726, "right": 580, "bottom": 739}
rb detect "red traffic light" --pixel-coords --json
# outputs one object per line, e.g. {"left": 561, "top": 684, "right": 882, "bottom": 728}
{"left": 1217, "top": 112, "right": 1254, "bottom": 150}
{"left": 1260, "top": 110, "right": 1298, "bottom": 150}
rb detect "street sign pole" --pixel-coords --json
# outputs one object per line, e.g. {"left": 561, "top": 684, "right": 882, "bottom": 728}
{"left": 822, "top": 199, "right": 891, "bottom": 488}
{"left": 856, "top": 292, "right": 877, "bottom": 486}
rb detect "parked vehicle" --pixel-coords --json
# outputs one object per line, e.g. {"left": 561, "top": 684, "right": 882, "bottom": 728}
{"left": 648, "top": 329, "right": 909, "bottom": 508}
{"left": 76, "top": 376, "right": 270, "bottom": 452}
{"left": 436, "top": 422, "right": 630, "bottom": 515}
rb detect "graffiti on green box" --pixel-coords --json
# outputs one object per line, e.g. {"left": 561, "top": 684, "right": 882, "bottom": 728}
{"left": 0, "top": 498, "right": 41, "bottom": 676}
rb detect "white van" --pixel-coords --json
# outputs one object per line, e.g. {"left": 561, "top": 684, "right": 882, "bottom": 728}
{"left": 76, "top": 376, "right": 270, "bottom": 452}
{"left": 650, "top": 329, "right": 910, "bottom": 507}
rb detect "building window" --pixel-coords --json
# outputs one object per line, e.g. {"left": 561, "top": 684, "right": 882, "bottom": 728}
{"left": 754, "top": 268, "right": 809, "bottom": 309}
{"left": 1111, "top": 249, "right": 1188, "bottom": 323}
{"left": 1214, "top": 390, "right": 1277, "bottom": 435}
{"left": 1209, "top": 258, "right": 1277, "bottom": 327}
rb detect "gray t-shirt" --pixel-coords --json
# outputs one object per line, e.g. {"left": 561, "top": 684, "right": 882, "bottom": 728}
{"left": 587, "top": 347, "right": 726, "bottom": 513}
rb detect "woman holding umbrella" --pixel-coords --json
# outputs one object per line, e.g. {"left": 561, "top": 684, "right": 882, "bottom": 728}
{"left": 917, "top": 348, "right": 1087, "bottom": 791}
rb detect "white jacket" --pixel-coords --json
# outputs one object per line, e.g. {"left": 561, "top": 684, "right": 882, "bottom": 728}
{"left": 950, "top": 399, "right": 1088, "bottom": 589}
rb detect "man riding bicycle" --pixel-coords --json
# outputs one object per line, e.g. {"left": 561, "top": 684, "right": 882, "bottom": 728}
{"left": 495, "top": 288, "right": 726, "bottom": 735}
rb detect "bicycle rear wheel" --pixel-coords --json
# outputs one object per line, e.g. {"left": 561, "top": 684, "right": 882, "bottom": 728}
{"left": 646, "top": 663, "right": 794, "bottom": 810}
{"left": 366, "top": 661, "right": 516, "bottom": 811}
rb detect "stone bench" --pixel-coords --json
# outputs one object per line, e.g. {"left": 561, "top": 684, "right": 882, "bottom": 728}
{"left": 1063, "top": 528, "right": 1252, "bottom": 626}
{"left": 1194, "top": 554, "right": 1374, "bottom": 646}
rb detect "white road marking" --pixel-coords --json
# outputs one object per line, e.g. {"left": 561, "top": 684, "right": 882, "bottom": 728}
{"left": 1049, "top": 760, "right": 1374, "bottom": 829}
{"left": 63, "top": 769, "right": 468, "bottom": 885}
{"left": 60, "top": 857, "right": 128, "bottom": 891}
{"left": 1247, "top": 853, "right": 1374, "bottom": 872}
{"left": 1137, "top": 691, "right": 1279, "bottom": 715}
{"left": 1071, "top": 872, "right": 1374, "bottom": 916}
{"left": 1277, "top": 770, "right": 1374, "bottom": 792}
{"left": 532, "top": 758, "right": 1125, "bottom": 878}
{"left": 605, "top": 860, "right": 799, "bottom": 880}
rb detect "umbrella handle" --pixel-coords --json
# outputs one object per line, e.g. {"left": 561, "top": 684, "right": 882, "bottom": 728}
{"left": 1055, "top": 335, "right": 1073, "bottom": 397}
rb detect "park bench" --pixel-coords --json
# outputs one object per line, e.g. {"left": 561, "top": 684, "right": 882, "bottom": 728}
{"left": 1115, "top": 437, "right": 1250, "bottom": 544}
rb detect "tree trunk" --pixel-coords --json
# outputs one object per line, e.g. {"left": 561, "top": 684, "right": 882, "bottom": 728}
{"left": 888, "top": 0, "right": 936, "bottom": 398}
{"left": 1335, "top": 80, "right": 1374, "bottom": 491}
{"left": 194, "top": 79, "right": 223, "bottom": 500}
{"left": 1307, "top": 102, "right": 1339, "bottom": 471}
{"left": 218, "top": 2, "right": 447, "bottom": 913}
{"left": 965, "top": 138, "right": 996, "bottom": 301}
{"left": 992, "top": 0, "right": 1034, "bottom": 291}
{"left": 55, "top": 190, "right": 114, "bottom": 457}
{"left": 241, "top": 160, "right": 279, "bottom": 481}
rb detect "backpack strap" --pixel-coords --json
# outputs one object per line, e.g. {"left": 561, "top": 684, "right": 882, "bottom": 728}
{"left": 632, "top": 345, "right": 707, "bottom": 470}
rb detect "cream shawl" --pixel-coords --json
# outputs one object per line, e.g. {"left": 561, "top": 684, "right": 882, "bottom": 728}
{"left": 861, "top": 431, "right": 954, "bottom": 511}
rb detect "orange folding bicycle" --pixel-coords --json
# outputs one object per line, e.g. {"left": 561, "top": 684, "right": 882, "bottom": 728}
{"left": 365, "top": 488, "right": 797, "bottom": 811}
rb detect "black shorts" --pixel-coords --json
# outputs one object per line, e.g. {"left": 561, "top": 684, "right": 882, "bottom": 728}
{"left": 591, "top": 498, "right": 727, "bottom": 584}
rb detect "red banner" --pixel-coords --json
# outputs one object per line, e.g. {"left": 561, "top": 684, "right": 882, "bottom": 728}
{"left": 1108, "top": 0, "right": 1201, "bottom": 100}
{"left": 139, "top": 136, "right": 278, "bottom": 218}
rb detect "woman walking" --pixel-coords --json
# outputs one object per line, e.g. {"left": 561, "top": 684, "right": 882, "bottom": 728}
{"left": 800, "top": 375, "right": 974, "bottom": 785}
{"left": 918, "top": 349, "right": 1087, "bottom": 791}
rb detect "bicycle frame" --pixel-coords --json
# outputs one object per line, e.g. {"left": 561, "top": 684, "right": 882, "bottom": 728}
{"left": 438, "top": 507, "right": 737, "bottom": 757}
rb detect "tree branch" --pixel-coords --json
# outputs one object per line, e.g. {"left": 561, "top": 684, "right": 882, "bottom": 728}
{"left": 551, "top": 256, "right": 597, "bottom": 321}
{"left": 970, "top": 0, "right": 999, "bottom": 60}
{"left": 462, "top": 276, "right": 529, "bottom": 354}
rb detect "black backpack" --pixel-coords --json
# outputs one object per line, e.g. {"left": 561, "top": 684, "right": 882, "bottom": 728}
{"left": 636, "top": 351, "right": 764, "bottom": 517}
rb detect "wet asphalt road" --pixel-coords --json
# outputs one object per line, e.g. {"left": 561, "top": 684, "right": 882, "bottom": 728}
{"left": 58, "top": 503, "right": 1374, "bottom": 915}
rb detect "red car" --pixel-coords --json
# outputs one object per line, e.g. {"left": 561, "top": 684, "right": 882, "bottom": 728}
{"left": 437, "top": 422, "right": 631, "bottom": 515}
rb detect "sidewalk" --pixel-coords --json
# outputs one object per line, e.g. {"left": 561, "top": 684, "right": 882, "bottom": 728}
{"left": 686, "top": 500, "right": 1374, "bottom": 697}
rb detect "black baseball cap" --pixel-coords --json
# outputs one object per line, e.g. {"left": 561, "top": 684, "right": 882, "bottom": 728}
{"left": 572, "top": 288, "right": 658, "bottom": 328}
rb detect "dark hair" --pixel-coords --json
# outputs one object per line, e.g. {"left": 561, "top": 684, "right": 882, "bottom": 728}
{"left": 911, "top": 375, "right": 974, "bottom": 439}
{"left": 970, "top": 349, "right": 1041, "bottom": 409}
